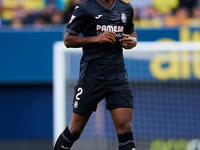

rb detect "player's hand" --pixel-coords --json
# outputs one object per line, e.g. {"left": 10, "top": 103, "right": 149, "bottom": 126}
{"left": 119, "top": 34, "right": 137, "bottom": 49}
{"left": 95, "top": 31, "right": 117, "bottom": 44}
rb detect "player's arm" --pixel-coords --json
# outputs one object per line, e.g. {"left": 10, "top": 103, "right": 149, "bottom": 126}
{"left": 64, "top": 31, "right": 117, "bottom": 48}
{"left": 119, "top": 29, "right": 138, "bottom": 49}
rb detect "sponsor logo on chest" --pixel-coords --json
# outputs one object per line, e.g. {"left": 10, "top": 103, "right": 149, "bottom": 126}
{"left": 96, "top": 25, "right": 124, "bottom": 32}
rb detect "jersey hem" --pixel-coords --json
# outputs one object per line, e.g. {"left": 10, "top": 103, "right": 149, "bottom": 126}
{"left": 73, "top": 110, "right": 92, "bottom": 117}
{"left": 77, "top": 80, "right": 129, "bottom": 85}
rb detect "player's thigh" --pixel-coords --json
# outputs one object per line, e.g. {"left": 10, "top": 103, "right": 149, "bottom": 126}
{"left": 106, "top": 83, "right": 134, "bottom": 111}
{"left": 110, "top": 108, "right": 133, "bottom": 134}
{"left": 73, "top": 83, "right": 106, "bottom": 116}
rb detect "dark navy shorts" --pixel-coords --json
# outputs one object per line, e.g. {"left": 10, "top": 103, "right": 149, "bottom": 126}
{"left": 72, "top": 83, "right": 134, "bottom": 116}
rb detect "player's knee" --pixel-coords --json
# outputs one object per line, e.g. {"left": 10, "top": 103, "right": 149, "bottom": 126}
{"left": 69, "top": 124, "right": 84, "bottom": 137}
{"left": 116, "top": 121, "right": 132, "bottom": 135}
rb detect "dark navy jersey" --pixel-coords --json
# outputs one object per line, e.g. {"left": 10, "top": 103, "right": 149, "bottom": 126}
{"left": 66, "top": 0, "right": 135, "bottom": 84}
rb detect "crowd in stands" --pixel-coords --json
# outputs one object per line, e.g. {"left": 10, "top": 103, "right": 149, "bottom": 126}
{"left": 0, "top": 0, "right": 199, "bottom": 29}
{"left": 133, "top": 0, "right": 200, "bottom": 28}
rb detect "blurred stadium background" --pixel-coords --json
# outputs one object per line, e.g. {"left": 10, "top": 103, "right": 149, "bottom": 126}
{"left": 0, "top": 0, "right": 200, "bottom": 150}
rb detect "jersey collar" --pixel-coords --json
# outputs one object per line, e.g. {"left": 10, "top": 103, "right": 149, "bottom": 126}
{"left": 96, "top": 0, "right": 116, "bottom": 10}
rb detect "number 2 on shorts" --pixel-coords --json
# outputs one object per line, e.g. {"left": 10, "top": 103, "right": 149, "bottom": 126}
{"left": 75, "top": 87, "right": 83, "bottom": 100}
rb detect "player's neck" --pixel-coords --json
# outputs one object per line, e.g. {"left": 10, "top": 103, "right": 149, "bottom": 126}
{"left": 100, "top": 0, "right": 114, "bottom": 7}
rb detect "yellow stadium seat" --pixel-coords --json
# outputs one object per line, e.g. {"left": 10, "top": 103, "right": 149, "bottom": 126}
{"left": 0, "top": 0, "right": 45, "bottom": 20}
{"left": 1, "top": 0, "right": 20, "bottom": 20}
{"left": 152, "top": 0, "right": 179, "bottom": 14}
{"left": 22, "top": 0, "right": 45, "bottom": 10}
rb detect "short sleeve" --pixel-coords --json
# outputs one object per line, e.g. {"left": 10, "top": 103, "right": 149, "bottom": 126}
{"left": 66, "top": 4, "right": 87, "bottom": 35}
{"left": 124, "top": 3, "right": 135, "bottom": 34}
